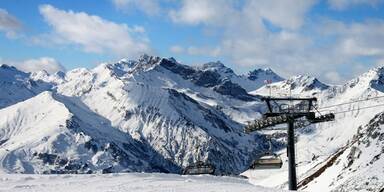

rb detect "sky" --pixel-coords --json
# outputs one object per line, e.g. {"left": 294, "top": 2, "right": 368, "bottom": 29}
{"left": 0, "top": 0, "right": 384, "bottom": 84}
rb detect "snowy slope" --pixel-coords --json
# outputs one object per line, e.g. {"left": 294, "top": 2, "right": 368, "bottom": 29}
{"left": 296, "top": 67, "right": 384, "bottom": 191}
{"left": 251, "top": 75, "right": 329, "bottom": 97}
{"left": 0, "top": 173, "right": 286, "bottom": 192}
{"left": 0, "top": 91, "right": 178, "bottom": 174}
{"left": 303, "top": 112, "right": 384, "bottom": 191}
{"left": 245, "top": 67, "right": 384, "bottom": 191}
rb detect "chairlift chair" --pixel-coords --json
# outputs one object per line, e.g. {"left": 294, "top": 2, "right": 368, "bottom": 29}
{"left": 249, "top": 136, "right": 283, "bottom": 170}
{"left": 182, "top": 161, "right": 215, "bottom": 175}
{"left": 249, "top": 152, "right": 283, "bottom": 169}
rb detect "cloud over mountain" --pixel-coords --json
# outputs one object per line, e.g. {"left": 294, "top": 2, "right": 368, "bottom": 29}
{"left": 1, "top": 57, "right": 65, "bottom": 74}
{"left": 38, "top": 4, "right": 151, "bottom": 57}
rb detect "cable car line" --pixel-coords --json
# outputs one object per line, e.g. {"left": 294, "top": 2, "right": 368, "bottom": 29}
{"left": 316, "top": 95, "right": 384, "bottom": 110}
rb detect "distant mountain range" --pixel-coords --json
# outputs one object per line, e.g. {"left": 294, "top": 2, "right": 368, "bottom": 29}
{"left": 0, "top": 54, "right": 383, "bottom": 191}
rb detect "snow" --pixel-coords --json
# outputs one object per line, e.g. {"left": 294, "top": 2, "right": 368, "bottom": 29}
{"left": 0, "top": 173, "right": 285, "bottom": 192}
{"left": 197, "top": 62, "right": 283, "bottom": 92}
{"left": 1, "top": 55, "right": 384, "bottom": 191}
{"left": 251, "top": 75, "right": 328, "bottom": 98}
{"left": 245, "top": 66, "right": 384, "bottom": 191}
{"left": 0, "top": 56, "right": 271, "bottom": 175}
{"left": 0, "top": 65, "right": 50, "bottom": 108}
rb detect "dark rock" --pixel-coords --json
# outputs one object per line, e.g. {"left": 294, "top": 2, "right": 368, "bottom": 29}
{"left": 213, "top": 80, "right": 255, "bottom": 101}
{"left": 64, "top": 161, "right": 82, "bottom": 171}
{"left": 159, "top": 58, "right": 196, "bottom": 79}
{"left": 84, "top": 139, "right": 98, "bottom": 153}
{"left": 37, "top": 153, "right": 57, "bottom": 164}
{"left": 191, "top": 71, "right": 222, "bottom": 87}
{"left": 0, "top": 139, "right": 8, "bottom": 146}
{"left": 102, "top": 166, "right": 114, "bottom": 174}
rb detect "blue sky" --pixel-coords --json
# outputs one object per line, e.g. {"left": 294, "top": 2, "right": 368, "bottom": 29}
{"left": 0, "top": 0, "right": 383, "bottom": 83}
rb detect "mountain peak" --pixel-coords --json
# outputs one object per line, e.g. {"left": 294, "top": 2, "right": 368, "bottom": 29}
{"left": 344, "top": 66, "right": 384, "bottom": 88}
{"left": 0, "top": 64, "right": 25, "bottom": 75}
{"left": 138, "top": 54, "right": 160, "bottom": 63}
{"left": 0, "top": 64, "right": 16, "bottom": 70}
{"left": 251, "top": 74, "right": 328, "bottom": 97}
{"left": 285, "top": 75, "right": 329, "bottom": 91}
{"left": 0, "top": 64, "right": 29, "bottom": 82}
{"left": 198, "top": 61, "right": 234, "bottom": 75}
{"left": 201, "top": 61, "right": 225, "bottom": 68}
{"left": 247, "top": 68, "right": 283, "bottom": 81}
{"left": 370, "top": 67, "right": 384, "bottom": 90}
{"left": 344, "top": 66, "right": 384, "bottom": 93}
{"left": 102, "top": 54, "right": 164, "bottom": 75}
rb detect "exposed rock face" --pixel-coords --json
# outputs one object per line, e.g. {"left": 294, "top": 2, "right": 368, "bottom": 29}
{"left": 213, "top": 80, "right": 255, "bottom": 101}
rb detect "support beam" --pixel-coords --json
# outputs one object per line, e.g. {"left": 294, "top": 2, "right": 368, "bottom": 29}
{"left": 287, "top": 118, "right": 297, "bottom": 190}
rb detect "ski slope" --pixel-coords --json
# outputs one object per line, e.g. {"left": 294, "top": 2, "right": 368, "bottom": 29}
{"left": 0, "top": 173, "right": 285, "bottom": 192}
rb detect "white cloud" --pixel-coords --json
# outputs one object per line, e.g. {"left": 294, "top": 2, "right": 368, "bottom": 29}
{"left": 250, "top": 0, "right": 316, "bottom": 30}
{"left": 167, "top": 0, "right": 323, "bottom": 79}
{"left": 187, "top": 46, "right": 221, "bottom": 57}
{"left": 169, "top": 45, "right": 184, "bottom": 54}
{"left": 324, "top": 71, "right": 343, "bottom": 84}
{"left": 167, "top": 0, "right": 319, "bottom": 77}
{"left": 316, "top": 19, "right": 384, "bottom": 73}
{"left": 337, "top": 21, "right": 384, "bottom": 57}
{"left": 1, "top": 57, "right": 65, "bottom": 74}
{"left": 166, "top": 0, "right": 384, "bottom": 84}
{"left": 19, "top": 57, "right": 65, "bottom": 74}
{"left": 328, "top": 0, "right": 381, "bottom": 10}
{"left": 220, "top": 18, "right": 384, "bottom": 84}
{"left": 131, "top": 25, "right": 146, "bottom": 33}
{"left": 169, "top": 0, "right": 236, "bottom": 25}
{"left": 169, "top": 45, "right": 221, "bottom": 57}
{"left": 112, "top": 0, "right": 162, "bottom": 16}
{"left": 38, "top": 4, "right": 151, "bottom": 57}
{"left": 169, "top": 0, "right": 316, "bottom": 30}
{"left": 0, "top": 8, "right": 22, "bottom": 38}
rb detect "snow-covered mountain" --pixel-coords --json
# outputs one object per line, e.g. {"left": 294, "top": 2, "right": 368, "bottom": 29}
{"left": 1, "top": 55, "right": 383, "bottom": 191}
{"left": 0, "top": 91, "right": 180, "bottom": 174}
{"left": 0, "top": 55, "right": 275, "bottom": 175}
{"left": 251, "top": 75, "right": 329, "bottom": 97}
{"left": 296, "top": 67, "right": 384, "bottom": 191}
{"left": 0, "top": 64, "right": 51, "bottom": 108}
{"left": 197, "top": 61, "right": 283, "bottom": 92}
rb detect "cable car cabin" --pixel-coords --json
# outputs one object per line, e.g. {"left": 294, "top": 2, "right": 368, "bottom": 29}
{"left": 182, "top": 161, "right": 215, "bottom": 175}
{"left": 250, "top": 153, "right": 282, "bottom": 169}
